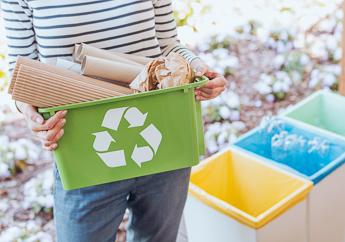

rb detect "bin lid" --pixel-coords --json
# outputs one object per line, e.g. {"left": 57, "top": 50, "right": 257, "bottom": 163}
{"left": 38, "top": 77, "right": 208, "bottom": 114}
{"left": 188, "top": 148, "right": 313, "bottom": 229}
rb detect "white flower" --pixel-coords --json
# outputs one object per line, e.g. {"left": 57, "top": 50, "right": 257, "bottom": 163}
{"left": 225, "top": 92, "right": 240, "bottom": 109}
{"left": 27, "top": 232, "right": 53, "bottom": 242}
{"left": 0, "top": 163, "right": 10, "bottom": 178}
{"left": 323, "top": 73, "right": 337, "bottom": 87}
{"left": 300, "top": 54, "right": 311, "bottom": 66}
{"left": 266, "top": 94, "right": 275, "bottom": 103}
{"left": 14, "top": 146, "right": 27, "bottom": 161}
{"left": 255, "top": 81, "right": 272, "bottom": 95}
{"left": 273, "top": 54, "right": 285, "bottom": 69}
{"left": 23, "top": 170, "right": 54, "bottom": 211}
{"left": 0, "top": 136, "right": 10, "bottom": 150}
{"left": 229, "top": 110, "right": 240, "bottom": 121}
{"left": 309, "top": 77, "right": 319, "bottom": 88}
{"left": 0, "top": 227, "right": 22, "bottom": 241}
{"left": 326, "top": 36, "right": 338, "bottom": 51}
{"left": 219, "top": 106, "right": 231, "bottom": 119}
{"left": 0, "top": 199, "right": 9, "bottom": 213}
{"left": 205, "top": 121, "right": 245, "bottom": 153}
{"left": 333, "top": 47, "right": 342, "bottom": 62}
{"left": 290, "top": 71, "right": 302, "bottom": 83}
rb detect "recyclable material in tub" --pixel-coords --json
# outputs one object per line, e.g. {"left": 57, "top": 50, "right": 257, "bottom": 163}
{"left": 234, "top": 117, "right": 345, "bottom": 184}
{"left": 39, "top": 78, "right": 207, "bottom": 190}
{"left": 283, "top": 90, "right": 345, "bottom": 138}
{"left": 184, "top": 148, "right": 312, "bottom": 242}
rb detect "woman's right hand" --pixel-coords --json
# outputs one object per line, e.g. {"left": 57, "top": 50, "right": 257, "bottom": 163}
{"left": 17, "top": 101, "right": 67, "bottom": 151}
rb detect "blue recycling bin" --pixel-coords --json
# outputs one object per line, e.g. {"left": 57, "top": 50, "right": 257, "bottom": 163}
{"left": 234, "top": 119, "right": 345, "bottom": 184}
{"left": 234, "top": 118, "right": 345, "bottom": 242}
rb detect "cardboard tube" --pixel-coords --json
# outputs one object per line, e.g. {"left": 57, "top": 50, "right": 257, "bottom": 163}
{"left": 81, "top": 56, "right": 142, "bottom": 84}
{"left": 75, "top": 43, "right": 143, "bottom": 67}
{"left": 76, "top": 43, "right": 151, "bottom": 65}
{"left": 73, "top": 43, "right": 81, "bottom": 62}
{"left": 55, "top": 58, "right": 81, "bottom": 73}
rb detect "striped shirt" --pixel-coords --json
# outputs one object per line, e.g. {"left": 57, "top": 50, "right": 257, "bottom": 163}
{"left": 0, "top": 0, "right": 198, "bottom": 74}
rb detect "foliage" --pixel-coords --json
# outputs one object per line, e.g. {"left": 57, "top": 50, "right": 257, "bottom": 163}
{"left": 0, "top": 53, "right": 8, "bottom": 91}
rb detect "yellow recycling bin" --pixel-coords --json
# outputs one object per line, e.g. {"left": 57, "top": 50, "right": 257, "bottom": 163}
{"left": 184, "top": 148, "right": 313, "bottom": 242}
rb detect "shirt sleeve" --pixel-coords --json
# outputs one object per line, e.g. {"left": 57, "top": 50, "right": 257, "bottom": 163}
{"left": 1, "top": 0, "right": 38, "bottom": 75}
{"left": 153, "top": 0, "right": 199, "bottom": 63}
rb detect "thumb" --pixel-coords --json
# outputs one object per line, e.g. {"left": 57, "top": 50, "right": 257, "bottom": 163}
{"left": 191, "top": 58, "right": 208, "bottom": 77}
{"left": 24, "top": 105, "right": 44, "bottom": 124}
{"left": 195, "top": 64, "right": 208, "bottom": 77}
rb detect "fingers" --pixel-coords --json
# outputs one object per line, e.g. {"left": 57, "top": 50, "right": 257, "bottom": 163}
{"left": 31, "top": 110, "right": 67, "bottom": 132}
{"left": 205, "top": 70, "right": 218, "bottom": 79}
{"left": 35, "top": 118, "right": 66, "bottom": 151}
{"left": 195, "top": 86, "right": 225, "bottom": 101}
{"left": 42, "top": 129, "right": 64, "bottom": 151}
{"left": 195, "top": 75, "right": 227, "bottom": 101}
{"left": 198, "top": 76, "right": 227, "bottom": 90}
{"left": 46, "top": 119, "right": 66, "bottom": 142}
{"left": 27, "top": 110, "right": 67, "bottom": 151}
{"left": 21, "top": 104, "right": 67, "bottom": 151}
{"left": 44, "top": 143, "right": 58, "bottom": 151}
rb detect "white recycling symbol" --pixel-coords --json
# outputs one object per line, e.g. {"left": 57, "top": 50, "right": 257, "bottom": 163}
{"left": 92, "top": 107, "right": 162, "bottom": 168}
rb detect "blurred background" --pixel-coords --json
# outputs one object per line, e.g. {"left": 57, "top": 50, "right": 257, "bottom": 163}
{"left": 0, "top": 0, "right": 343, "bottom": 241}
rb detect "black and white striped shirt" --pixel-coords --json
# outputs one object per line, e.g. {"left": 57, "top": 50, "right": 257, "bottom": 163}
{"left": 1, "top": 0, "right": 198, "bottom": 74}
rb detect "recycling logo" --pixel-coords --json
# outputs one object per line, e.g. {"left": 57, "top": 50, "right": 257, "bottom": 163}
{"left": 92, "top": 107, "right": 162, "bottom": 168}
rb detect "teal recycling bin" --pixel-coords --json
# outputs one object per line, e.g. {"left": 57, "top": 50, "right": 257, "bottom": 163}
{"left": 283, "top": 90, "right": 345, "bottom": 138}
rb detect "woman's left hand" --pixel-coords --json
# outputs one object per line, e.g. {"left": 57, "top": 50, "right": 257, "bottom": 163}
{"left": 191, "top": 58, "right": 227, "bottom": 101}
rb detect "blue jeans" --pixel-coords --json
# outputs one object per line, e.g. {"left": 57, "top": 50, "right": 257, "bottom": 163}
{"left": 53, "top": 165, "right": 191, "bottom": 242}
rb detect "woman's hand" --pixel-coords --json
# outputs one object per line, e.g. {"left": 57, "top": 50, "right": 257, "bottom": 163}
{"left": 191, "top": 58, "right": 227, "bottom": 101}
{"left": 17, "top": 101, "right": 67, "bottom": 151}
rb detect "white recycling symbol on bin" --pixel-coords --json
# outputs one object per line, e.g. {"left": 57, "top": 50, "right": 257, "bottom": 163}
{"left": 92, "top": 107, "right": 162, "bottom": 168}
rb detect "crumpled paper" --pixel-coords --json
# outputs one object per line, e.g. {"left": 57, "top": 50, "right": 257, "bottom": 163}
{"left": 130, "top": 53, "right": 195, "bottom": 92}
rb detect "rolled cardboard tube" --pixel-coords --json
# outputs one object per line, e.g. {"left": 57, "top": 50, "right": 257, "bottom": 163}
{"left": 55, "top": 58, "right": 82, "bottom": 73}
{"left": 81, "top": 55, "right": 142, "bottom": 84}
{"left": 75, "top": 43, "right": 151, "bottom": 65}
{"left": 73, "top": 43, "right": 81, "bottom": 62}
{"left": 75, "top": 43, "right": 143, "bottom": 67}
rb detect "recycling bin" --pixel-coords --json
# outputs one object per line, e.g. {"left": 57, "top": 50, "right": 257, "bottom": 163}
{"left": 234, "top": 119, "right": 345, "bottom": 242}
{"left": 39, "top": 78, "right": 207, "bottom": 190}
{"left": 184, "top": 148, "right": 313, "bottom": 242}
{"left": 283, "top": 90, "right": 345, "bottom": 139}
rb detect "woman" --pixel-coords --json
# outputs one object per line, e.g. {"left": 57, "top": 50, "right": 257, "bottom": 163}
{"left": 1, "top": 0, "right": 226, "bottom": 241}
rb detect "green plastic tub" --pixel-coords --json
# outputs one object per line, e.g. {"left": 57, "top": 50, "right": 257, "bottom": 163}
{"left": 283, "top": 90, "right": 345, "bottom": 138}
{"left": 39, "top": 78, "right": 207, "bottom": 190}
